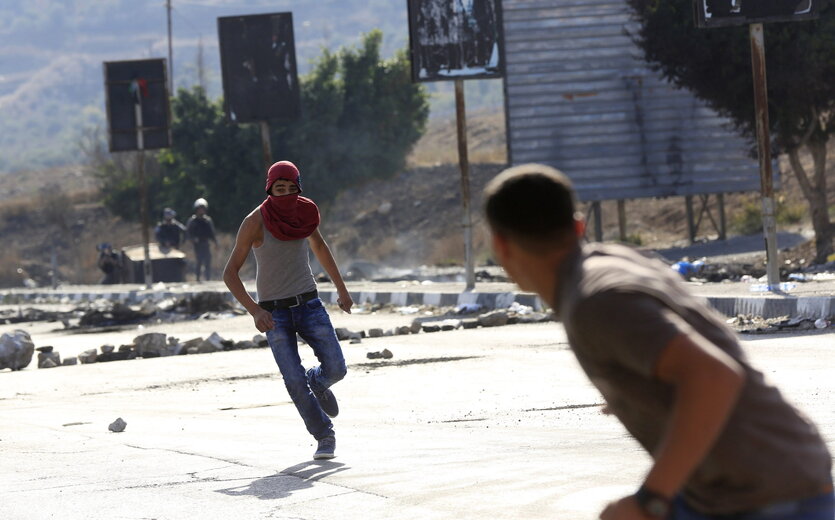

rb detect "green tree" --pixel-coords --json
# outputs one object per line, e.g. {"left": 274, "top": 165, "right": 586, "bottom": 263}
{"left": 91, "top": 87, "right": 262, "bottom": 232}
{"left": 279, "top": 30, "right": 429, "bottom": 204}
{"left": 156, "top": 87, "right": 262, "bottom": 231}
{"left": 626, "top": 0, "right": 835, "bottom": 262}
{"left": 89, "top": 31, "right": 428, "bottom": 231}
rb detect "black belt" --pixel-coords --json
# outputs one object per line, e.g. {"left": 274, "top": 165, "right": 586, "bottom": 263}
{"left": 258, "top": 290, "right": 319, "bottom": 311}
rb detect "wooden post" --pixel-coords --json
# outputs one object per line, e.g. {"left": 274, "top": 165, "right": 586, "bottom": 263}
{"left": 617, "top": 199, "right": 627, "bottom": 242}
{"left": 749, "top": 23, "right": 780, "bottom": 288}
{"left": 592, "top": 201, "right": 603, "bottom": 242}
{"left": 685, "top": 195, "right": 696, "bottom": 243}
{"left": 135, "top": 98, "right": 152, "bottom": 288}
{"left": 455, "top": 80, "right": 475, "bottom": 290}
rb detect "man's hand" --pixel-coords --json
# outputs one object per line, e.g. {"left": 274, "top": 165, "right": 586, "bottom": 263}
{"left": 599, "top": 496, "right": 653, "bottom": 520}
{"left": 337, "top": 291, "right": 353, "bottom": 314}
{"left": 252, "top": 307, "right": 275, "bottom": 332}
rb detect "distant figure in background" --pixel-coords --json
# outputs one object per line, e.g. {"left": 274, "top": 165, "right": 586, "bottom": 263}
{"left": 16, "top": 267, "right": 37, "bottom": 288}
{"left": 186, "top": 198, "right": 217, "bottom": 281}
{"left": 154, "top": 207, "right": 186, "bottom": 250}
{"left": 96, "top": 243, "right": 121, "bottom": 285}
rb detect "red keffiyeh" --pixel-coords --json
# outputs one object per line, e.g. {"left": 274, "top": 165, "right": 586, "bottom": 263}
{"left": 260, "top": 161, "right": 320, "bottom": 241}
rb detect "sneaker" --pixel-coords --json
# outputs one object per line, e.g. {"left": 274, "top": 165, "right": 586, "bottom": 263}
{"left": 313, "top": 436, "right": 336, "bottom": 460}
{"left": 313, "top": 388, "right": 339, "bottom": 418}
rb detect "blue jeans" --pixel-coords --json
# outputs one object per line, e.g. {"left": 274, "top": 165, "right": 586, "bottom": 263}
{"left": 265, "top": 298, "right": 346, "bottom": 440}
{"left": 673, "top": 491, "right": 834, "bottom": 520}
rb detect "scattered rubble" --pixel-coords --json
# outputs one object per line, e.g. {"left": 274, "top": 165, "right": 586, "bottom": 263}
{"left": 0, "top": 330, "right": 35, "bottom": 371}
{"left": 366, "top": 348, "right": 394, "bottom": 360}
{"left": 0, "top": 292, "right": 243, "bottom": 330}
{"left": 477, "top": 311, "right": 509, "bottom": 328}
{"left": 668, "top": 255, "right": 835, "bottom": 284}
{"left": 36, "top": 346, "right": 60, "bottom": 369}
{"left": 725, "top": 314, "right": 833, "bottom": 334}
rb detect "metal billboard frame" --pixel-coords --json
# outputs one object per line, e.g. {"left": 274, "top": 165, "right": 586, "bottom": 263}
{"left": 693, "top": 0, "right": 818, "bottom": 28}
{"left": 103, "top": 58, "right": 171, "bottom": 153}
{"left": 217, "top": 12, "right": 301, "bottom": 123}
{"left": 407, "top": 0, "right": 506, "bottom": 83}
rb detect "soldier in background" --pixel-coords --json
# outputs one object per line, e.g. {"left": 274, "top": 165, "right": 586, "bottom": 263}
{"left": 154, "top": 207, "right": 186, "bottom": 250}
{"left": 96, "top": 243, "right": 122, "bottom": 285}
{"left": 186, "top": 198, "right": 217, "bottom": 281}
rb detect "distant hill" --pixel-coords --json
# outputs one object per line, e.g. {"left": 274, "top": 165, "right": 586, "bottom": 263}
{"left": 0, "top": 0, "right": 503, "bottom": 174}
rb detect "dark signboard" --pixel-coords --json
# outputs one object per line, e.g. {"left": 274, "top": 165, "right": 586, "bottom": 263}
{"left": 217, "top": 12, "right": 301, "bottom": 123}
{"left": 407, "top": 0, "right": 504, "bottom": 82}
{"left": 103, "top": 59, "right": 171, "bottom": 152}
{"left": 694, "top": 0, "right": 817, "bottom": 27}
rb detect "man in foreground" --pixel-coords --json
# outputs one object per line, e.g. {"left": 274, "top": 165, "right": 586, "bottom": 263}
{"left": 483, "top": 163, "right": 833, "bottom": 519}
{"left": 223, "top": 161, "right": 352, "bottom": 460}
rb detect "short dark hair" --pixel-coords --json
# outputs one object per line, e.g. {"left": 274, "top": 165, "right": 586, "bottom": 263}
{"left": 484, "top": 164, "right": 578, "bottom": 250}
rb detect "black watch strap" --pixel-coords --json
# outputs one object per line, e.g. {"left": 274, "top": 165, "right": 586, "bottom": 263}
{"left": 634, "top": 485, "right": 672, "bottom": 519}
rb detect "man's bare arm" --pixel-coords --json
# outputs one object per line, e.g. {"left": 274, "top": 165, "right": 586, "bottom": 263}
{"left": 644, "top": 332, "right": 745, "bottom": 495}
{"left": 308, "top": 228, "right": 353, "bottom": 313}
{"left": 600, "top": 332, "right": 745, "bottom": 520}
{"left": 223, "top": 212, "right": 274, "bottom": 332}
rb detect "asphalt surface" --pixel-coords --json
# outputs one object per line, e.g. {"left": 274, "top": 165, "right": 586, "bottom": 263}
{"left": 1, "top": 318, "right": 833, "bottom": 520}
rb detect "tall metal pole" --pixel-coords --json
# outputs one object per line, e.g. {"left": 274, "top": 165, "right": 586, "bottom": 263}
{"left": 454, "top": 79, "right": 475, "bottom": 290}
{"left": 135, "top": 99, "right": 153, "bottom": 288}
{"left": 749, "top": 23, "right": 780, "bottom": 288}
{"left": 166, "top": 0, "right": 174, "bottom": 93}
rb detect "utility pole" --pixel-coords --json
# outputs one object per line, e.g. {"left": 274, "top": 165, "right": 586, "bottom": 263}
{"left": 749, "top": 23, "right": 780, "bottom": 288}
{"left": 454, "top": 80, "right": 475, "bottom": 291}
{"left": 166, "top": 0, "right": 174, "bottom": 93}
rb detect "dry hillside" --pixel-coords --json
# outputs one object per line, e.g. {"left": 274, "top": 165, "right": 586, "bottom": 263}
{"left": 0, "top": 112, "right": 832, "bottom": 288}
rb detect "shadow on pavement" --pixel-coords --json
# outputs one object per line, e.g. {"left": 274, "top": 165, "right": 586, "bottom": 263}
{"left": 216, "top": 460, "right": 348, "bottom": 500}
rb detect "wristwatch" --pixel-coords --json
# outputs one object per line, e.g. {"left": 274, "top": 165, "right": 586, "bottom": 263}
{"left": 634, "top": 485, "right": 672, "bottom": 519}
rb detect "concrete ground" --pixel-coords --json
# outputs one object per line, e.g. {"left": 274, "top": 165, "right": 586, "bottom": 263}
{"left": 1, "top": 317, "right": 833, "bottom": 520}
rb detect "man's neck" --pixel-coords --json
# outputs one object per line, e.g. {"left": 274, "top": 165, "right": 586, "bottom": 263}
{"left": 531, "top": 243, "right": 581, "bottom": 310}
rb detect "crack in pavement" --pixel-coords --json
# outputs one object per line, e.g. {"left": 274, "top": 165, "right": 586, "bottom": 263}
{"left": 523, "top": 403, "right": 605, "bottom": 412}
{"left": 354, "top": 356, "right": 481, "bottom": 371}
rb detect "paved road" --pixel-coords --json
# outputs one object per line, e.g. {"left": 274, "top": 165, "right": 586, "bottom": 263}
{"left": 1, "top": 319, "right": 832, "bottom": 520}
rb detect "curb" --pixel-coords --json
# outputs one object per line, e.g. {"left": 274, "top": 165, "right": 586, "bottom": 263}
{"left": 3, "top": 288, "right": 834, "bottom": 320}
{"left": 706, "top": 295, "right": 834, "bottom": 320}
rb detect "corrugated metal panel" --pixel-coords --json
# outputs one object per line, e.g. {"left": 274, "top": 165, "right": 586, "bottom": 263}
{"left": 502, "top": 0, "right": 767, "bottom": 201}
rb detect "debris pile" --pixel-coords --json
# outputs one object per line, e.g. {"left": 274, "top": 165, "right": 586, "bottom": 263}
{"left": 0, "top": 291, "right": 244, "bottom": 330}
{"left": 725, "top": 314, "right": 833, "bottom": 334}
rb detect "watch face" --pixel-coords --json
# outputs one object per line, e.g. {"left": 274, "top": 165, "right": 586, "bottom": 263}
{"left": 646, "top": 497, "right": 669, "bottom": 518}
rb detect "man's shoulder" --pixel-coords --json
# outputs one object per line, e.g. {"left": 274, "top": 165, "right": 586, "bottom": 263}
{"left": 239, "top": 207, "right": 263, "bottom": 233}
{"left": 561, "top": 243, "right": 673, "bottom": 316}
{"left": 581, "top": 243, "right": 671, "bottom": 286}
{"left": 243, "top": 206, "right": 262, "bottom": 223}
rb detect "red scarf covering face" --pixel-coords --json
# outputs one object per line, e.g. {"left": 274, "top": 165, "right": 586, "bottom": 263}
{"left": 260, "top": 161, "right": 320, "bottom": 241}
